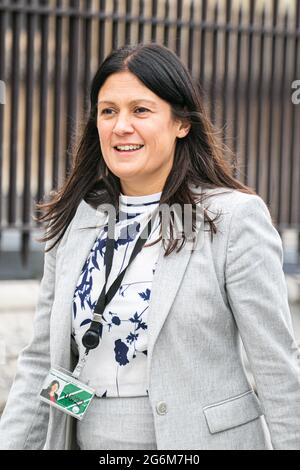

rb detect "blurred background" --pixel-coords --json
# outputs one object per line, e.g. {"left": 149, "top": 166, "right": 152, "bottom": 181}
{"left": 0, "top": 0, "right": 300, "bottom": 414}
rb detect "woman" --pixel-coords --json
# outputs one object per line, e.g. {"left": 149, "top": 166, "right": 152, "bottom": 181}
{"left": 40, "top": 381, "right": 60, "bottom": 404}
{"left": 0, "top": 42, "right": 299, "bottom": 450}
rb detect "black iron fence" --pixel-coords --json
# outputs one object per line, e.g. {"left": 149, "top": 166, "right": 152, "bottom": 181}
{"left": 0, "top": 0, "right": 299, "bottom": 271}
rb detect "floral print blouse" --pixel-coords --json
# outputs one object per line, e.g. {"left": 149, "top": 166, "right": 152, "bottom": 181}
{"left": 72, "top": 191, "right": 162, "bottom": 397}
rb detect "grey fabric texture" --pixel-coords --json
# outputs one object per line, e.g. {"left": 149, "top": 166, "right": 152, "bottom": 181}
{"left": 0, "top": 186, "right": 299, "bottom": 449}
{"left": 76, "top": 396, "right": 156, "bottom": 450}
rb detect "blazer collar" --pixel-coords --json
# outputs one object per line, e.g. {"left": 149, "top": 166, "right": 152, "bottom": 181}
{"left": 72, "top": 183, "right": 204, "bottom": 230}
{"left": 72, "top": 198, "right": 108, "bottom": 230}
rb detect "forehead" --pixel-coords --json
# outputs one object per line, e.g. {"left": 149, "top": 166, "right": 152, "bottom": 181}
{"left": 97, "top": 71, "right": 161, "bottom": 106}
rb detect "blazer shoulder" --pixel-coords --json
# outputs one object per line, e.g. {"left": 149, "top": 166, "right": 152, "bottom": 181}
{"left": 198, "top": 187, "right": 269, "bottom": 218}
{"left": 44, "top": 198, "right": 91, "bottom": 252}
{"left": 193, "top": 187, "right": 273, "bottom": 236}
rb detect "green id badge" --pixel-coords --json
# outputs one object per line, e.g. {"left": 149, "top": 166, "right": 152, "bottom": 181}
{"left": 39, "top": 367, "right": 95, "bottom": 420}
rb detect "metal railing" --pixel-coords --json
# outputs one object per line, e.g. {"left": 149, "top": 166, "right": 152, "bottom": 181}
{"left": 0, "top": 0, "right": 299, "bottom": 268}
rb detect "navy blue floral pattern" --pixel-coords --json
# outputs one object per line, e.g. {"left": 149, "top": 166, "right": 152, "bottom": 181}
{"left": 72, "top": 192, "right": 161, "bottom": 397}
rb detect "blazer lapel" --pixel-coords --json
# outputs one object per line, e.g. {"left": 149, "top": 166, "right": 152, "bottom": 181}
{"left": 50, "top": 200, "right": 107, "bottom": 370}
{"left": 146, "top": 240, "right": 194, "bottom": 387}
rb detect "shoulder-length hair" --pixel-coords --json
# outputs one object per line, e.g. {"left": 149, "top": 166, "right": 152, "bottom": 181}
{"left": 34, "top": 42, "right": 255, "bottom": 256}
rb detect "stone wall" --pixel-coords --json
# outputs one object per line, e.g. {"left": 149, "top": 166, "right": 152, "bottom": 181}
{"left": 0, "top": 281, "right": 38, "bottom": 414}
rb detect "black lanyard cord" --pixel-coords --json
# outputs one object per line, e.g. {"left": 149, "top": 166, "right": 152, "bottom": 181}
{"left": 82, "top": 210, "right": 157, "bottom": 352}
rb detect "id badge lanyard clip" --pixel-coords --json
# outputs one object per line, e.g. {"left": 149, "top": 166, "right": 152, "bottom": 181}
{"left": 72, "top": 209, "right": 157, "bottom": 379}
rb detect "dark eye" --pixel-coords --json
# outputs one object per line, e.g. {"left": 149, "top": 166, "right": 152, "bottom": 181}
{"left": 100, "top": 108, "right": 114, "bottom": 115}
{"left": 99, "top": 107, "right": 149, "bottom": 115}
{"left": 135, "top": 107, "right": 149, "bottom": 113}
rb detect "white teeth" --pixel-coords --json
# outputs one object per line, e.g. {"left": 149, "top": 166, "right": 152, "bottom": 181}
{"left": 115, "top": 145, "right": 144, "bottom": 151}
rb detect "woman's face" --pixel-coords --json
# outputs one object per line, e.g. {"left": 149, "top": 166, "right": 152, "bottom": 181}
{"left": 97, "top": 71, "right": 189, "bottom": 195}
{"left": 51, "top": 383, "right": 58, "bottom": 393}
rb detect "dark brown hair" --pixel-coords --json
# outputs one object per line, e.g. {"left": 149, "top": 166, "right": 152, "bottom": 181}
{"left": 34, "top": 42, "right": 255, "bottom": 256}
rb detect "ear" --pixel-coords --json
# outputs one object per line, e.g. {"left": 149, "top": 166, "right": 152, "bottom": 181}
{"left": 177, "top": 121, "right": 191, "bottom": 139}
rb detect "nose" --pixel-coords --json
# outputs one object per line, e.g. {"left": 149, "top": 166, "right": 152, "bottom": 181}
{"left": 112, "top": 112, "right": 134, "bottom": 134}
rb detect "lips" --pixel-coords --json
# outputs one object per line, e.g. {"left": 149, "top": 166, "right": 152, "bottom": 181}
{"left": 113, "top": 144, "right": 144, "bottom": 148}
{"left": 113, "top": 145, "right": 144, "bottom": 154}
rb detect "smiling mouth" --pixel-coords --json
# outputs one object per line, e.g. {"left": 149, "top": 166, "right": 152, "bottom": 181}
{"left": 113, "top": 145, "right": 145, "bottom": 153}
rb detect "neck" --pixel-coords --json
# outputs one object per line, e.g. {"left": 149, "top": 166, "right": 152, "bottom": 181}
{"left": 120, "top": 177, "right": 166, "bottom": 197}
{"left": 121, "top": 188, "right": 162, "bottom": 196}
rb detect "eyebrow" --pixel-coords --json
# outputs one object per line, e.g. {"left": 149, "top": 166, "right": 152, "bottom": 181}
{"left": 98, "top": 99, "right": 157, "bottom": 106}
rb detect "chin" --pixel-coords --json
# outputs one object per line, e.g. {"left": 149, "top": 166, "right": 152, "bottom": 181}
{"left": 111, "top": 166, "right": 145, "bottom": 180}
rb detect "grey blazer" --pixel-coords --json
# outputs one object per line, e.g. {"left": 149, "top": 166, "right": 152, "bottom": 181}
{"left": 0, "top": 186, "right": 300, "bottom": 450}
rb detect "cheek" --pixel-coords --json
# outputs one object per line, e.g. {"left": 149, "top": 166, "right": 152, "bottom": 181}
{"left": 146, "top": 119, "right": 175, "bottom": 145}
{"left": 153, "top": 133, "right": 175, "bottom": 152}
{"left": 97, "top": 122, "right": 111, "bottom": 143}
{"left": 97, "top": 130, "right": 110, "bottom": 160}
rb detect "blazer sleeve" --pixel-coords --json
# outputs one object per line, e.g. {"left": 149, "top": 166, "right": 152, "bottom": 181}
{"left": 225, "top": 194, "right": 300, "bottom": 450}
{"left": 0, "top": 237, "right": 58, "bottom": 450}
